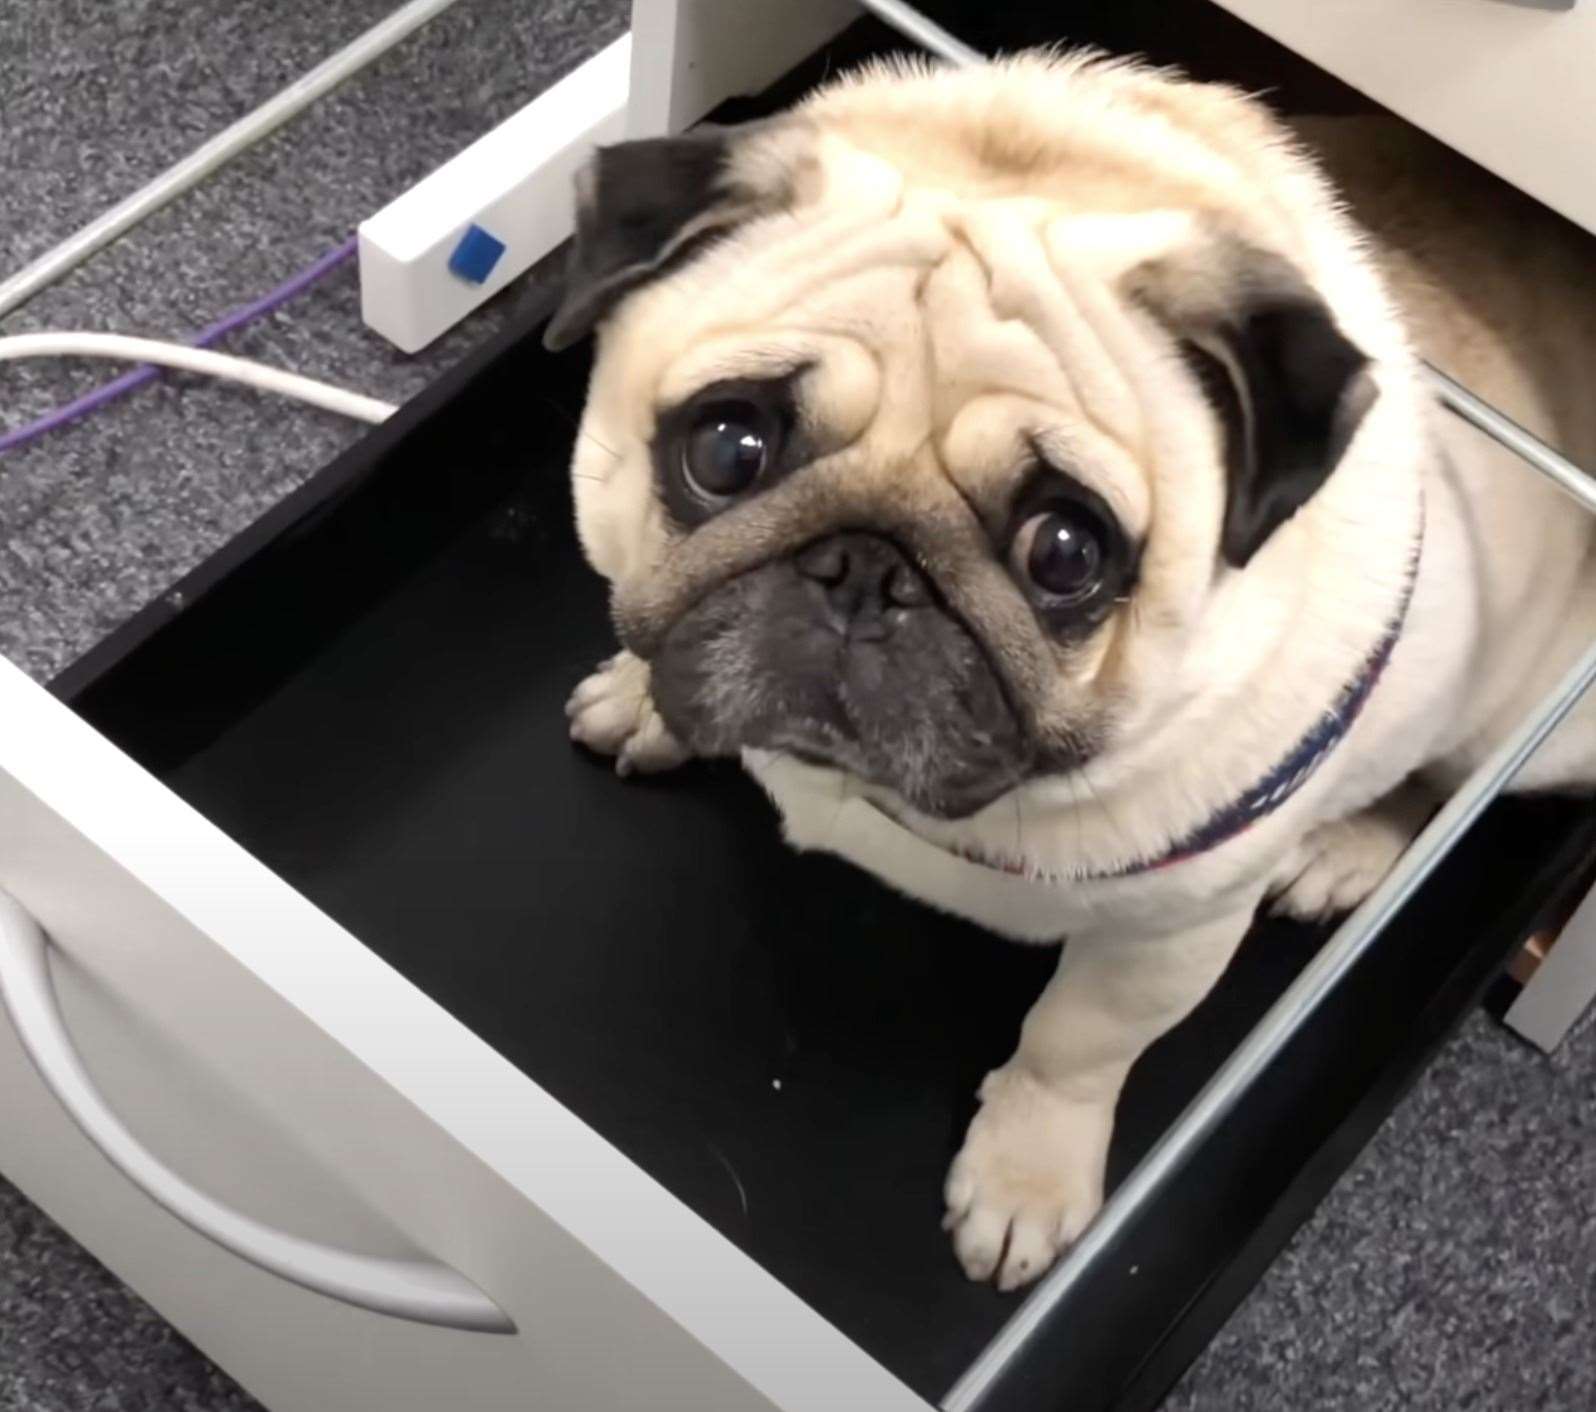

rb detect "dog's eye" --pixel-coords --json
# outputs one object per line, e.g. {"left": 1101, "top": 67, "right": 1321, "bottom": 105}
{"left": 1012, "top": 509, "right": 1104, "bottom": 604}
{"left": 681, "top": 402, "right": 771, "bottom": 499}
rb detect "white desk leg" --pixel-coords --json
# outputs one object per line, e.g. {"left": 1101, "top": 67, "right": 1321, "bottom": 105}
{"left": 1505, "top": 881, "right": 1596, "bottom": 1051}
{"left": 626, "top": 0, "right": 858, "bottom": 139}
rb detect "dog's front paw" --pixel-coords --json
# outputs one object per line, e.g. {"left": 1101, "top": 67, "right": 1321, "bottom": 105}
{"left": 1269, "top": 803, "right": 1421, "bottom": 922}
{"left": 943, "top": 1066, "right": 1114, "bottom": 1291}
{"left": 566, "top": 651, "right": 691, "bottom": 777}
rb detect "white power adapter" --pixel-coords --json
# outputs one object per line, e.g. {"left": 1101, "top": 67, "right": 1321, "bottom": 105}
{"left": 358, "top": 37, "right": 630, "bottom": 354}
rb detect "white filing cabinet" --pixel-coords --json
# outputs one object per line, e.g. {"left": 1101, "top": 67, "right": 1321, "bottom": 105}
{"left": 6, "top": 5, "right": 1596, "bottom": 1412}
{"left": 1210, "top": 0, "right": 1596, "bottom": 238}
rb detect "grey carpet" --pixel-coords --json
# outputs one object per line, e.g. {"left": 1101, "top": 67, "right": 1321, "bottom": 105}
{"left": 1167, "top": 1005, "right": 1596, "bottom": 1412}
{"left": 0, "top": 0, "right": 627, "bottom": 684}
{"left": 2, "top": 3, "right": 1593, "bottom": 1410}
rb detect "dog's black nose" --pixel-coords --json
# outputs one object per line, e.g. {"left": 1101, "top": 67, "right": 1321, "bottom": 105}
{"left": 795, "top": 533, "right": 931, "bottom": 638}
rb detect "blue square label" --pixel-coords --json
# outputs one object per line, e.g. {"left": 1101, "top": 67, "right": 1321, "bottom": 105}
{"left": 447, "top": 223, "right": 507, "bottom": 285}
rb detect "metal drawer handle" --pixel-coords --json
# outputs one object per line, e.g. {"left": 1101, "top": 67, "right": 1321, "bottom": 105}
{"left": 0, "top": 892, "right": 515, "bottom": 1334}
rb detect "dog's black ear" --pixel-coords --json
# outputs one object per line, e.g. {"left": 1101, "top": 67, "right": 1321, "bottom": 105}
{"left": 543, "top": 126, "right": 770, "bottom": 351}
{"left": 1131, "top": 241, "right": 1377, "bottom": 567}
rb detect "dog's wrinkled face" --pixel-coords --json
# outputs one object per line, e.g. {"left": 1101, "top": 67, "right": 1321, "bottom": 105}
{"left": 551, "top": 56, "right": 1376, "bottom": 824}
{"left": 644, "top": 423, "right": 1138, "bottom": 815}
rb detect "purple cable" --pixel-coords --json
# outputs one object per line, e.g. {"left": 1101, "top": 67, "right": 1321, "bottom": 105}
{"left": 0, "top": 234, "right": 360, "bottom": 456}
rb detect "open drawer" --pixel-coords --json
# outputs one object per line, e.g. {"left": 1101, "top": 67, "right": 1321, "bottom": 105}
{"left": 6, "top": 10, "right": 1596, "bottom": 1412}
{"left": 2, "top": 306, "right": 1591, "bottom": 1412}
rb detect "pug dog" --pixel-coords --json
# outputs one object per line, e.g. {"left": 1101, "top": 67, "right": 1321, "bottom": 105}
{"left": 548, "top": 53, "right": 1596, "bottom": 1291}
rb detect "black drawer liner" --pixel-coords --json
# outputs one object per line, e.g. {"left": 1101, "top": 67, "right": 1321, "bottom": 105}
{"left": 53, "top": 7, "right": 1596, "bottom": 1409}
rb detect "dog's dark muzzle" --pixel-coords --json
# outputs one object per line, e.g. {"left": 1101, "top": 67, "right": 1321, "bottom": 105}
{"left": 650, "top": 533, "right": 1031, "bottom": 819}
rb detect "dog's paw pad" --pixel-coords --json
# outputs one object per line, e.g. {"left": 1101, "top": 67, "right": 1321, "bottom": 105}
{"left": 1270, "top": 811, "right": 1414, "bottom": 921}
{"left": 567, "top": 652, "right": 690, "bottom": 776}
{"left": 943, "top": 1067, "right": 1113, "bottom": 1292}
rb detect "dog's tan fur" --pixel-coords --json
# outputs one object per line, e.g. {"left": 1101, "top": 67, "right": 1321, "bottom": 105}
{"left": 1301, "top": 114, "right": 1596, "bottom": 784}
{"left": 563, "top": 54, "right": 1596, "bottom": 1289}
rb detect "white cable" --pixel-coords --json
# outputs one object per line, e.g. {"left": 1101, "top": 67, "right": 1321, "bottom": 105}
{"left": 0, "top": 333, "right": 396, "bottom": 424}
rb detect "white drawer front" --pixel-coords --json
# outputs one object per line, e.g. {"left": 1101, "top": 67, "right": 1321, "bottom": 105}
{"left": 1211, "top": 0, "right": 1596, "bottom": 236}
{"left": 0, "top": 655, "right": 930, "bottom": 1412}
